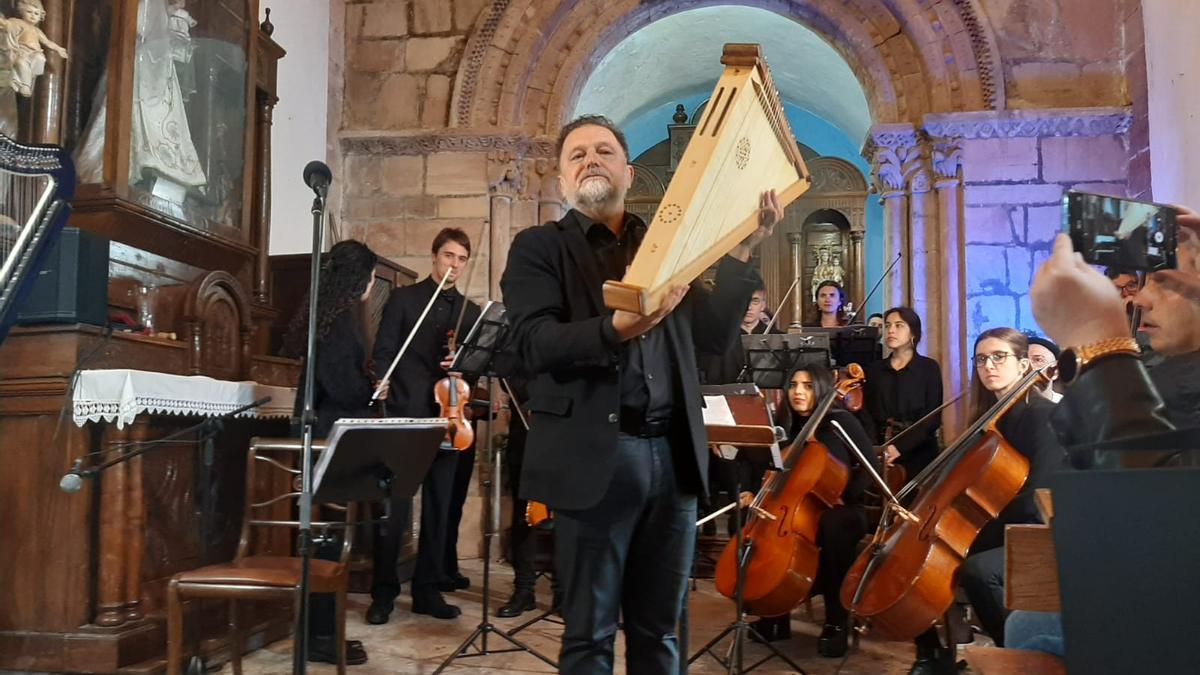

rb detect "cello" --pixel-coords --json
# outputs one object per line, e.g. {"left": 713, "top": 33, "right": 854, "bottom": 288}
{"left": 713, "top": 364, "right": 865, "bottom": 617}
{"left": 839, "top": 367, "right": 1050, "bottom": 640}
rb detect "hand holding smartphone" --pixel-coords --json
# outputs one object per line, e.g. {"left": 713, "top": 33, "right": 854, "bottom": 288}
{"left": 1063, "top": 190, "right": 1178, "bottom": 272}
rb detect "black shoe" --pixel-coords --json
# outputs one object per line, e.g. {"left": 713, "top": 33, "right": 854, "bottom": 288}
{"left": 907, "top": 649, "right": 961, "bottom": 675}
{"left": 365, "top": 600, "right": 393, "bottom": 625}
{"left": 437, "top": 573, "right": 470, "bottom": 592}
{"left": 497, "top": 588, "right": 537, "bottom": 618}
{"left": 308, "top": 636, "right": 368, "bottom": 666}
{"left": 817, "top": 623, "right": 848, "bottom": 658}
{"left": 412, "top": 592, "right": 461, "bottom": 619}
{"left": 749, "top": 616, "right": 791, "bottom": 643}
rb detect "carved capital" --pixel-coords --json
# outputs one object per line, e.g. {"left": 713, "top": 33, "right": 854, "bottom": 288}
{"left": 488, "top": 150, "right": 523, "bottom": 198}
{"left": 870, "top": 141, "right": 924, "bottom": 194}
{"left": 932, "top": 139, "right": 963, "bottom": 182}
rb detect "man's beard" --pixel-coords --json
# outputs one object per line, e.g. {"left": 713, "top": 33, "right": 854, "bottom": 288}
{"left": 572, "top": 176, "right": 622, "bottom": 213}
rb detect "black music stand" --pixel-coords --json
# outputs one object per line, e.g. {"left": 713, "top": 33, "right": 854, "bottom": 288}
{"left": 689, "top": 383, "right": 806, "bottom": 675}
{"left": 741, "top": 333, "right": 831, "bottom": 388}
{"left": 435, "top": 301, "right": 557, "bottom": 673}
{"left": 313, "top": 418, "right": 446, "bottom": 502}
{"left": 799, "top": 326, "right": 881, "bottom": 366}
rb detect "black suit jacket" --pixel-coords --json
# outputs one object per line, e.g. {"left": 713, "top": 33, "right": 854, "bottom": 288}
{"left": 372, "top": 277, "right": 481, "bottom": 418}
{"left": 500, "top": 210, "right": 761, "bottom": 510}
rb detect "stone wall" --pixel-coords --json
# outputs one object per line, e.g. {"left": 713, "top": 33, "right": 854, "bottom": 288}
{"left": 981, "top": 0, "right": 1127, "bottom": 109}
{"left": 940, "top": 109, "right": 1133, "bottom": 345}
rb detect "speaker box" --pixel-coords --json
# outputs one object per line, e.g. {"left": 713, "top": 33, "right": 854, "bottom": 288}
{"left": 16, "top": 227, "right": 109, "bottom": 327}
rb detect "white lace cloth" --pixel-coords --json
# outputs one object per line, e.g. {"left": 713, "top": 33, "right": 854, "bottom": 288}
{"left": 72, "top": 369, "right": 296, "bottom": 429}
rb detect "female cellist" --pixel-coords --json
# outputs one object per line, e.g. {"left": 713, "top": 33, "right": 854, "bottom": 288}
{"left": 863, "top": 306, "right": 944, "bottom": 477}
{"left": 907, "top": 327, "right": 1068, "bottom": 675}
{"left": 750, "top": 363, "right": 879, "bottom": 657}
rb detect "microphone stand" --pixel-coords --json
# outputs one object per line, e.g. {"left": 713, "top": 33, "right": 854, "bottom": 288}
{"left": 294, "top": 180, "right": 329, "bottom": 675}
{"left": 60, "top": 398, "right": 272, "bottom": 492}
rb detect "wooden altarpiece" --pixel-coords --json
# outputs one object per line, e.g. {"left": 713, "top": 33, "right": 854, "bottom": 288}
{"left": 0, "top": 1, "right": 320, "bottom": 671}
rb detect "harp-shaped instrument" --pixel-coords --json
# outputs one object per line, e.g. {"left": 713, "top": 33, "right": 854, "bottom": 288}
{"left": 603, "top": 44, "right": 811, "bottom": 314}
{"left": 0, "top": 134, "right": 76, "bottom": 345}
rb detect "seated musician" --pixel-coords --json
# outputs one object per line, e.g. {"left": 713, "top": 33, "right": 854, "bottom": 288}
{"left": 909, "top": 327, "right": 1068, "bottom": 675}
{"left": 862, "top": 306, "right": 944, "bottom": 477}
{"left": 812, "top": 280, "right": 848, "bottom": 327}
{"left": 699, "top": 284, "right": 782, "bottom": 537}
{"left": 282, "top": 240, "right": 385, "bottom": 666}
{"left": 750, "top": 363, "right": 879, "bottom": 657}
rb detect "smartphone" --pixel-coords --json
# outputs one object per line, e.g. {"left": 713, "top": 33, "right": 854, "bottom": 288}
{"left": 1063, "top": 190, "right": 1177, "bottom": 271}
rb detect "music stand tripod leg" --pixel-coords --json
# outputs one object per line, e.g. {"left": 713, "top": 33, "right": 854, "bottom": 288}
{"left": 688, "top": 467, "right": 807, "bottom": 675}
{"left": 432, "top": 374, "right": 558, "bottom": 674}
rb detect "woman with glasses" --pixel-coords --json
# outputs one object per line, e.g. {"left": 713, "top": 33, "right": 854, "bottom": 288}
{"left": 863, "top": 306, "right": 944, "bottom": 477}
{"left": 908, "top": 327, "right": 1069, "bottom": 675}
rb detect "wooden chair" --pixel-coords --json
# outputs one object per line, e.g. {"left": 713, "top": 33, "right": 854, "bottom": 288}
{"left": 166, "top": 437, "right": 356, "bottom": 675}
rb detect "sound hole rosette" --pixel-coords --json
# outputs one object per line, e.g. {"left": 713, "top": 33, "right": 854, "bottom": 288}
{"left": 735, "top": 137, "right": 751, "bottom": 169}
{"left": 658, "top": 202, "right": 683, "bottom": 224}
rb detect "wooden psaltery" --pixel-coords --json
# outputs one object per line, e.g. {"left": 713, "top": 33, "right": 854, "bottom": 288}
{"left": 603, "top": 44, "right": 811, "bottom": 314}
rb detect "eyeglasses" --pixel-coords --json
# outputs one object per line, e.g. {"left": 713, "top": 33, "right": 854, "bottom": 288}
{"left": 973, "top": 351, "right": 1014, "bottom": 367}
{"left": 1116, "top": 281, "right": 1140, "bottom": 297}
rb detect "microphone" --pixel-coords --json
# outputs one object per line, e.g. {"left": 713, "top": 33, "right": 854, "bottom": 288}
{"left": 303, "top": 160, "right": 332, "bottom": 197}
{"left": 59, "top": 460, "right": 86, "bottom": 493}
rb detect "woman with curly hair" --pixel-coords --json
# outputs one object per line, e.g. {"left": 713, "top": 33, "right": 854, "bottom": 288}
{"left": 281, "top": 239, "right": 383, "bottom": 666}
{"left": 283, "top": 239, "right": 386, "bottom": 439}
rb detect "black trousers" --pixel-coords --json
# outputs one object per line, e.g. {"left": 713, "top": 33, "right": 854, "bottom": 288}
{"left": 443, "top": 446, "right": 476, "bottom": 580}
{"left": 815, "top": 505, "right": 868, "bottom": 626}
{"left": 372, "top": 448, "right": 457, "bottom": 601}
{"left": 554, "top": 434, "right": 697, "bottom": 675}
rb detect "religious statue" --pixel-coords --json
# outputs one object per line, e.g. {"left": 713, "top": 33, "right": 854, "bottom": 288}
{"left": 74, "top": 0, "right": 207, "bottom": 203}
{"left": 167, "top": 0, "right": 197, "bottom": 100}
{"left": 810, "top": 246, "right": 844, "bottom": 300}
{"left": 0, "top": 0, "right": 68, "bottom": 98}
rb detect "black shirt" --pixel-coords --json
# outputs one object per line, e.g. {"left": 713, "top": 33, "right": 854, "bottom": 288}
{"left": 577, "top": 210, "right": 675, "bottom": 420}
{"left": 862, "top": 353, "right": 944, "bottom": 471}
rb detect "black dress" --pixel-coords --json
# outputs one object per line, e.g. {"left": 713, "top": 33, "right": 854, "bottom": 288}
{"left": 862, "top": 354, "right": 944, "bottom": 476}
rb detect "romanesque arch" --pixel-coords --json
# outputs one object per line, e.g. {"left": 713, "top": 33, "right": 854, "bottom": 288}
{"left": 451, "top": 0, "right": 1004, "bottom": 134}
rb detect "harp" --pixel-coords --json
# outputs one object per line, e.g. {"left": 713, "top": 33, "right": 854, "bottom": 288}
{"left": 0, "top": 134, "right": 76, "bottom": 345}
{"left": 603, "top": 44, "right": 811, "bottom": 314}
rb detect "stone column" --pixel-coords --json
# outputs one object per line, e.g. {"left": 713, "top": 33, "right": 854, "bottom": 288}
{"left": 488, "top": 152, "right": 522, "bottom": 300}
{"left": 788, "top": 232, "right": 805, "bottom": 329}
{"left": 933, "top": 139, "right": 967, "bottom": 438}
{"left": 910, "top": 162, "right": 939, "bottom": 361}
{"left": 536, "top": 160, "right": 564, "bottom": 225}
{"left": 867, "top": 124, "right": 922, "bottom": 310}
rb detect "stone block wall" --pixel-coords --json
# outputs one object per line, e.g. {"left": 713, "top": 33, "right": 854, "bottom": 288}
{"left": 941, "top": 109, "right": 1133, "bottom": 347}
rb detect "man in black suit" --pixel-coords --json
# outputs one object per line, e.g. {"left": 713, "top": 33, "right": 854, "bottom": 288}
{"left": 500, "top": 114, "right": 782, "bottom": 675}
{"left": 369, "top": 227, "right": 481, "bottom": 622}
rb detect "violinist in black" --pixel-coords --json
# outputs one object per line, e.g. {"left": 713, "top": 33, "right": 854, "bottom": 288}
{"left": 909, "top": 327, "right": 1068, "bottom": 675}
{"left": 863, "top": 306, "right": 944, "bottom": 476}
{"left": 369, "top": 228, "right": 482, "bottom": 624}
{"left": 751, "top": 363, "right": 880, "bottom": 658}
{"left": 282, "top": 239, "right": 383, "bottom": 666}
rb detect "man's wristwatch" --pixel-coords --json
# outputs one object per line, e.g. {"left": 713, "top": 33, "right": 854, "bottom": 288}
{"left": 1057, "top": 337, "right": 1140, "bottom": 385}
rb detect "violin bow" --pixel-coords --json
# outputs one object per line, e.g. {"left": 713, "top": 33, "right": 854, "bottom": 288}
{"left": 845, "top": 252, "right": 902, "bottom": 324}
{"left": 445, "top": 256, "right": 479, "bottom": 368}
{"left": 370, "top": 267, "right": 453, "bottom": 402}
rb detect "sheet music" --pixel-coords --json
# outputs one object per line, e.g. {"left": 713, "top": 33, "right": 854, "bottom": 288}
{"left": 702, "top": 395, "right": 738, "bottom": 427}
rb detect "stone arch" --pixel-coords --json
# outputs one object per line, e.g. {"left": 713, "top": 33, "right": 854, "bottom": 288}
{"left": 452, "top": 0, "right": 1004, "bottom": 135}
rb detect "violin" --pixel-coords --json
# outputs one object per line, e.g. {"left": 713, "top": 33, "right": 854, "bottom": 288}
{"left": 713, "top": 364, "right": 865, "bottom": 617}
{"left": 433, "top": 329, "right": 474, "bottom": 451}
{"left": 840, "top": 367, "right": 1048, "bottom": 640}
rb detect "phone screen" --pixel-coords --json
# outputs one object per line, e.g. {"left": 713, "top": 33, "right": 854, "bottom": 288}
{"left": 1063, "top": 191, "right": 1177, "bottom": 271}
